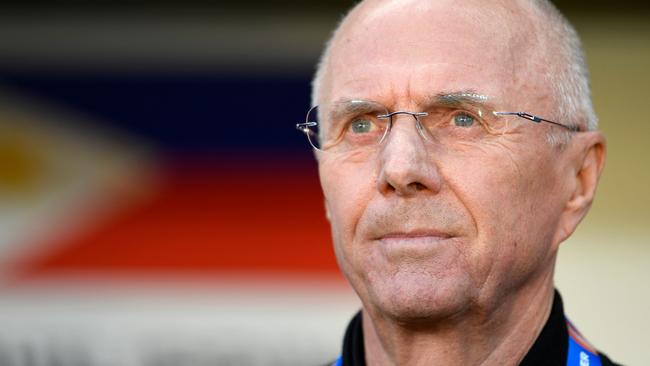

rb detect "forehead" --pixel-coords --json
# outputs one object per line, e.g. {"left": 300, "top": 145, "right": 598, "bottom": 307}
{"left": 321, "top": 0, "right": 548, "bottom": 109}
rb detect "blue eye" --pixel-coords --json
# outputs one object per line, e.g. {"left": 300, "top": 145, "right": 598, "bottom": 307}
{"left": 454, "top": 114, "right": 475, "bottom": 127}
{"left": 350, "top": 119, "right": 373, "bottom": 133}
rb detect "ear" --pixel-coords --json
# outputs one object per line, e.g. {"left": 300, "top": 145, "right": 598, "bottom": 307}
{"left": 554, "top": 131, "right": 606, "bottom": 245}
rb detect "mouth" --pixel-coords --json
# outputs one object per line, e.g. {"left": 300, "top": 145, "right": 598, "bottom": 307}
{"left": 378, "top": 230, "right": 453, "bottom": 246}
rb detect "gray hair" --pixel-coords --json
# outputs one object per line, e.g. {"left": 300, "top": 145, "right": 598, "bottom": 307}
{"left": 530, "top": 0, "right": 598, "bottom": 133}
{"left": 311, "top": 0, "right": 598, "bottom": 137}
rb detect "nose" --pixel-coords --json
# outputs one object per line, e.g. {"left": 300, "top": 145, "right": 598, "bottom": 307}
{"left": 377, "top": 114, "right": 442, "bottom": 197}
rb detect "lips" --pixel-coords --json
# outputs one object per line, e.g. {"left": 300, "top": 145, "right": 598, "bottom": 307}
{"left": 360, "top": 201, "right": 464, "bottom": 246}
{"left": 374, "top": 230, "right": 454, "bottom": 258}
{"left": 376, "top": 230, "right": 454, "bottom": 249}
{"left": 380, "top": 230, "right": 452, "bottom": 240}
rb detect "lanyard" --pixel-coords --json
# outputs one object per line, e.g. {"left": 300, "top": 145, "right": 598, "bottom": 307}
{"left": 566, "top": 318, "right": 602, "bottom": 366}
{"left": 332, "top": 319, "right": 602, "bottom": 366}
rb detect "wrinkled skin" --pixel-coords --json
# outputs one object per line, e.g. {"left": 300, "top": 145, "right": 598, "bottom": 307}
{"left": 315, "top": 0, "right": 605, "bottom": 364}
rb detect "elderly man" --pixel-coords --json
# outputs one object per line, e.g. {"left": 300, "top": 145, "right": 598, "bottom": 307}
{"left": 297, "top": 0, "right": 619, "bottom": 365}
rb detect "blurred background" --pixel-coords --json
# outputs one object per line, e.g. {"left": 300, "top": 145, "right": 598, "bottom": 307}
{"left": 0, "top": 1, "right": 647, "bottom": 365}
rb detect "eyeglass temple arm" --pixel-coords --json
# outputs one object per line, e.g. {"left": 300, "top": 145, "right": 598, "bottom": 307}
{"left": 296, "top": 122, "right": 317, "bottom": 131}
{"left": 493, "top": 112, "right": 579, "bottom": 132}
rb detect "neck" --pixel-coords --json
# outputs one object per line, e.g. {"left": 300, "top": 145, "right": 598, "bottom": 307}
{"left": 363, "top": 272, "right": 556, "bottom": 366}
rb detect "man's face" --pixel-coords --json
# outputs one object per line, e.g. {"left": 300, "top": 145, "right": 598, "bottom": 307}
{"left": 317, "top": 0, "right": 573, "bottom": 320}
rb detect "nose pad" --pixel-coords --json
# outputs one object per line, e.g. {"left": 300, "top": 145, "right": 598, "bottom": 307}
{"left": 414, "top": 118, "right": 433, "bottom": 142}
{"left": 380, "top": 111, "right": 429, "bottom": 146}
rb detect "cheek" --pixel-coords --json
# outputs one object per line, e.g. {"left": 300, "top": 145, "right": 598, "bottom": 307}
{"left": 318, "top": 156, "right": 377, "bottom": 264}
{"left": 441, "top": 147, "right": 559, "bottom": 288}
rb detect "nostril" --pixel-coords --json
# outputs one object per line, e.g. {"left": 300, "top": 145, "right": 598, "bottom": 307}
{"left": 411, "top": 182, "right": 427, "bottom": 191}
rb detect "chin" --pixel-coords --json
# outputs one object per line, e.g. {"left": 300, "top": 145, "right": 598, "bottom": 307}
{"left": 363, "top": 269, "right": 475, "bottom": 324}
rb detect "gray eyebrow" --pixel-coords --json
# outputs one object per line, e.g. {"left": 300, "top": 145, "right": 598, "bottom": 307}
{"left": 424, "top": 91, "right": 496, "bottom": 111}
{"left": 327, "top": 92, "right": 497, "bottom": 120}
{"left": 328, "top": 99, "right": 386, "bottom": 122}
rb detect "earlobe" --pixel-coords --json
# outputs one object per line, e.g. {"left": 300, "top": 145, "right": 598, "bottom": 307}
{"left": 569, "top": 132, "right": 606, "bottom": 211}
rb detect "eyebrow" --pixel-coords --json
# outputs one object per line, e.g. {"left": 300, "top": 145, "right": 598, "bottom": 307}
{"left": 424, "top": 91, "right": 496, "bottom": 111}
{"left": 327, "top": 90, "right": 498, "bottom": 120}
{"left": 328, "top": 99, "right": 386, "bottom": 122}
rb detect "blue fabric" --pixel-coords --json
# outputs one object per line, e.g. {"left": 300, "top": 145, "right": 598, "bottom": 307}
{"left": 567, "top": 330, "right": 602, "bottom": 366}
{"left": 332, "top": 356, "right": 343, "bottom": 366}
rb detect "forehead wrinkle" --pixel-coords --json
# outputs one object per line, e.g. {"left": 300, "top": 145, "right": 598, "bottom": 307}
{"left": 323, "top": 1, "right": 550, "bottom": 113}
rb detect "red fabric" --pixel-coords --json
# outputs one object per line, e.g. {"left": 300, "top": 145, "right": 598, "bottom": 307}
{"left": 15, "top": 156, "right": 340, "bottom": 280}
